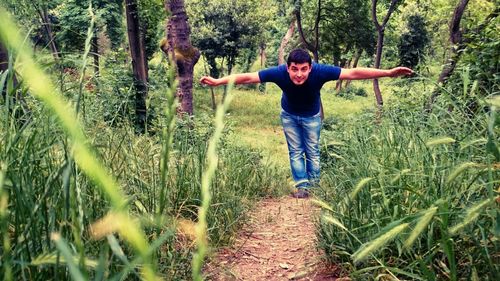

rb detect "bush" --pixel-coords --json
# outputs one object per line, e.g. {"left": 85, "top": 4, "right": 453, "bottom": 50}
{"left": 337, "top": 86, "right": 368, "bottom": 100}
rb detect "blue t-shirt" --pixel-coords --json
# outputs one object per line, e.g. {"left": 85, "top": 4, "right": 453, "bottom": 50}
{"left": 258, "top": 63, "right": 341, "bottom": 117}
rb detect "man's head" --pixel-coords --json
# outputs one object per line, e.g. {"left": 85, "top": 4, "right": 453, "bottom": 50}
{"left": 286, "top": 49, "right": 312, "bottom": 85}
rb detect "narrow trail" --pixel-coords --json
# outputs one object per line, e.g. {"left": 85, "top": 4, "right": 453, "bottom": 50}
{"left": 205, "top": 197, "right": 340, "bottom": 280}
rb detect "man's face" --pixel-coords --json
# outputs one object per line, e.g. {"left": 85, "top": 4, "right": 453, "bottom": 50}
{"left": 287, "top": 62, "right": 311, "bottom": 85}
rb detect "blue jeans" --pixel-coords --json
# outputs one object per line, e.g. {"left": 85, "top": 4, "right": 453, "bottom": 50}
{"left": 280, "top": 110, "right": 322, "bottom": 189}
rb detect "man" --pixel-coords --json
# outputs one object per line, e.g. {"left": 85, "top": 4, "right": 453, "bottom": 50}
{"left": 200, "top": 49, "right": 413, "bottom": 198}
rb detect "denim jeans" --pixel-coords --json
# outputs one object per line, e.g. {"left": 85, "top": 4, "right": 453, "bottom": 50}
{"left": 280, "top": 110, "right": 322, "bottom": 189}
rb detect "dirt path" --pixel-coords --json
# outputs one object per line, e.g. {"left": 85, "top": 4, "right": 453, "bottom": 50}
{"left": 204, "top": 197, "right": 340, "bottom": 280}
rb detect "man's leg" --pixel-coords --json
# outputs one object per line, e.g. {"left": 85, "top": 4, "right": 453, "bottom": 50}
{"left": 280, "top": 110, "right": 309, "bottom": 188}
{"left": 303, "top": 111, "right": 322, "bottom": 187}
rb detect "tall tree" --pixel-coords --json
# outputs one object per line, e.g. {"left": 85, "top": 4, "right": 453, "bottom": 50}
{"left": 434, "top": 0, "right": 470, "bottom": 87}
{"left": 295, "top": 0, "right": 321, "bottom": 62}
{"left": 278, "top": 17, "right": 296, "bottom": 65}
{"left": 2, "top": 0, "right": 61, "bottom": 59}
{"left": 318, "top": 0, "right": 375, "bottom": 90}
{"left": 188, "top": 0, "right": 272, "bottom": 77}
{"left": 125, "top": 0, "right": 149, "bottom": 132}
{"left": 164, "top": 0, "right": 200, "bottom": 115}
{"left": 91, "top": 0, "right": 125, "bottom": 77}
{"left": 371, "top": 0, "right": 400, "bottom": 110}
{"left": 425, "top": 1, "right": 498, "bottom": 112}
{"left": 36, "top": 5, "right": 60, "bottom": 60}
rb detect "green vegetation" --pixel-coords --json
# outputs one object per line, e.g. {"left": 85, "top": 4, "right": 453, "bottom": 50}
{"left": 1, "top": 0, "right": 498, "bottom": 280}
{"left": 315, "top": 75, "right": 499, "bottom": 279}
{"left": 0, "top": 8, "right": 285, "bottom": 280}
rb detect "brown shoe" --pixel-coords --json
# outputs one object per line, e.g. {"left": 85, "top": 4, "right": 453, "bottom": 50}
{"left": 292, "top": 188, "right": 309, "bottom": 199}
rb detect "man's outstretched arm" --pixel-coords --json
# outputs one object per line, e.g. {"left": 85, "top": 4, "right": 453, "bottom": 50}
{"left": 339, "top": 67, "right": 413, "bottom": 80}
{"left": 200, "top": 72, "right": 261, "bottom": 86}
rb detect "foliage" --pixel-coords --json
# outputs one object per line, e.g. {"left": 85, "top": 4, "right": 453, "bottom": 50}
{"left": 0, "top": 10, "right": 285, "bottom": 279}
{"left": 316, "top": 0, "right": 376, "bottom": 65}
{"left": 337, "top": 86, "right": 368, "bottom": 100}
{"left": 317, "top": 85, "right": 499, "bottom": 279}
{"left": 457, "top": 14, "right": 499, "bottom": 97}
{"left": 54, "top": 0, "right": 125, "bottom": 53}
{"left": 1, "top": 0, "right": 500, "bottom": 279}
{"left": 0, "top": 0, "right": 61, "bottom": 50}
{"left": 187, "top": 0, "right": 275, "bottom": 76}
{"left": 261, "top": 0, "right": 296, "bottom": 67}
{"left": 95, "top": 0, "right": 124, "bottom": 50}
{"left": 398, "top": 14, "right": 430, "bottom": 69}
{"left": 138, "top": 0, "right": 166, "bottom": 61}
{"left": 54, "top": 0, "right": 91, "bottom": 52}
{"left": 429, "top": 2, "right": 499, "bottom": 117}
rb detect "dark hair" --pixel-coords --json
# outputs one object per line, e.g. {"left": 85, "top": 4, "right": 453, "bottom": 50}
{"left": 287, "top": 49, "right": 312, "bottom": 66}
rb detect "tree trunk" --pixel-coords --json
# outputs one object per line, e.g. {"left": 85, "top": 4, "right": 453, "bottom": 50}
{"left": 438, "top": 0, "right": 470, "bottom": 85}
{"left": 295, "top": 0, "right": 321, "bottom": 62}
{"left": 371, "top": 0, "right": 399, "bottom": 113}
{"left": 1, "top": 42, "right": 28, "bottom": 116}
{"left": 278, "top": 17, "right": 296, "bottom": 65}
{"left": 425, "top": 0, "right": 470, "bottom": 112}
{"left": 0, "top": 42, "right": 8, "bottom": 73}
{"left": 0, "top": 43, "right": 19, "bottom": 93}
{"left": 336, "top": 44, "right": 352, "bottom": 91}
{"left": 260, "top": 43, "right": 266, "bottom": 68}
{"left": 227, "top": 56, "right": 234, "bottom": 75}
{"left": 38, "top": 8, "right": 59, "bottom": 61}
{"left": 345, "top": 49, "right": 362, "bottom": 88}
{"left": 426, "top": 4, "right": 498, "bottom": 114}
{"left": 1, "top": 42, "right": 10, "bottom": 100}
{"left": 259, "top": 43, "right": 267, "bottom": 93}
{"left": 165, "top": 0, "right": 200, "bottom": 116}
{"left": 125, "top": 0, "right": 149, "bottom": 133}
{"left": 295, "top": 0, "right": 324, "bottom": 119}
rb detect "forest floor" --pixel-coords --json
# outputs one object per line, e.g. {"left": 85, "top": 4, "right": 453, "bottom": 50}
{"left": 204, "top": 196, "right": 344, "bottom": 280}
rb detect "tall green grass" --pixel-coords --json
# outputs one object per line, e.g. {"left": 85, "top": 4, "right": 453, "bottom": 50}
{"left": 0, "top": 8, "right": 286, "bottom": 280}
{"left": 316, "top": 81, "right": 499, "bottom": 279}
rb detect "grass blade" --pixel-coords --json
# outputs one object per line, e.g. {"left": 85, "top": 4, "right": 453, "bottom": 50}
{"left": 311, "top": 199, "right": 334, "bottom": 212}
{"left": 404, "top": 207, "right": 437, "bottom": 250}
{"left": 446, "top": 162, "right": 481, "bottom": 184}
{"left": 349, "top": 177, "right": 373, "bottom": 200}
{"left": 323, "top": 214, "right": 348, "bottom": 231}
{"left": 352, "top": 223, "right": 408, "bottom": 263}
{"left": 51, "top": 233, "right": 85, "bottom": 281}
{"left": 192, "top": 81, "right": 234, "bottom": 281}
{"left": 425, "top": 137, "right": 455, "bottom": 147}
{"left": 449, "top": 198, "right": 495, "bottom": 235}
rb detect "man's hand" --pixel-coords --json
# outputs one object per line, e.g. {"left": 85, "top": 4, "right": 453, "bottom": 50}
{"left": 199, "top": 76, "right": 220, "bottom": 86}
{"left": 388, "top": 67, "right": 414, "bottom": 77}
